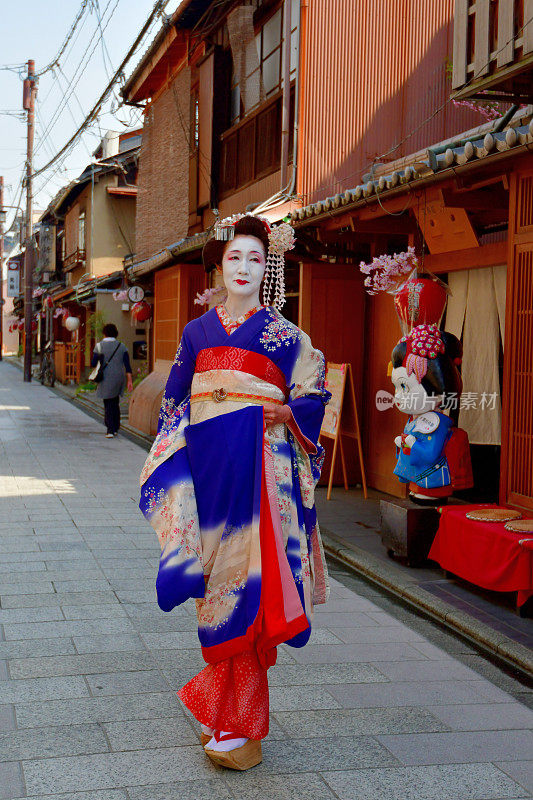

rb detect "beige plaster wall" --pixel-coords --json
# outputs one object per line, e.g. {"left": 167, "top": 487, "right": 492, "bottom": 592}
{"left": 91, "top": 175, "right": 136, "bottom": 276}
{"left": 66, "top": 176, "right": 136, "bottom": 285}
{"left": 95, "top": 291, "right": 148, "bottom": 374}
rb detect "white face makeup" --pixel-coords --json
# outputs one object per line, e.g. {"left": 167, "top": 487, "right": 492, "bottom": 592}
{"left": 391, "top": 366, "right": 443, "bottom": 415}
{"left": 222, "top": 235, "right": 266, "bottom": 305}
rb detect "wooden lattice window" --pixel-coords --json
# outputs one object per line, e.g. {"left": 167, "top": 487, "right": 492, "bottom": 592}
{"left": 501, "top": 166, "right": 533, "bottom": 509}
{"left": 506, "top": 246, "right": 533, "bottom": 505}
{"left": 517, "top": 175, "right": 533, "bottom": 231}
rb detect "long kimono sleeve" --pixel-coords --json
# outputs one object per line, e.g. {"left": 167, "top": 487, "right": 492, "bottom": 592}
{"left": 139, "top": 325, "right": 204, "bottom": 611}
{"left": 284, "top": 330, "right": 330, "bottom": 607}
{"left": 157, "top": 327, "right": 196, "bottom": 434}
{"left": 286, "top": 332, "right": 331, "bottom": 461}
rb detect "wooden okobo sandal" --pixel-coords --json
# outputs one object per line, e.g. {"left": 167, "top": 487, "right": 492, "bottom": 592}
{"left": 204, "top": 732, "right": 262, "bottom": 771}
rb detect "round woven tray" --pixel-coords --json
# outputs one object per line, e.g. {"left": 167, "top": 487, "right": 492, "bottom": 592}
{"left": 465, "top": 508, "right": 522, "bottom": 523}
{"left": 504, "top": 518, "right": 533, "bottom": 533}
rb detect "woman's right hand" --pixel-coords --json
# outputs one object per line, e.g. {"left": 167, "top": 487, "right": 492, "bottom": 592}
{"left": 263, "top": 403, "right": 291, "bottom": 428}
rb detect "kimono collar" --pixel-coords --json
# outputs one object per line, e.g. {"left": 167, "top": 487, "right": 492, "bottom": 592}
{"left": 216, "top": 304, "right": 264, "bottom": 336}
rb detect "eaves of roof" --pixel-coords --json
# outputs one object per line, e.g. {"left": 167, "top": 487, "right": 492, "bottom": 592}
{"left": 125, "top": 120, "right": 533, "bottom": 275}
{"left": 107, "top": 186, "right": 137, "bottom": 197}
{"left": 52, "top": 270, "right": 125, "bottom": 304}
{"left": 290, "top": 120, "right": 533, "bottom": 227}
{"left": 126, "top": 231, "right": 209, "bottom": 278}
{"left": 121, "top": 0, "right": 198, "bottom": 100}
{"left": 42, "top": 148, "right": 141, "bottom": 220}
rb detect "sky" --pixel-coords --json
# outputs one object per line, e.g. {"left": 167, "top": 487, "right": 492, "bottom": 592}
{"left": 0, "top": 0, "right": 183, "bottom": 235}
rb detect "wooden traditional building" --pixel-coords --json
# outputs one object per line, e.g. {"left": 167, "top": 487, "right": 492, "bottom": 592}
{"left": 122, "top": 0, "right": 481, "bottom": 437}
{"left": 38, "top": 131, "right": 142, "bottom": 383}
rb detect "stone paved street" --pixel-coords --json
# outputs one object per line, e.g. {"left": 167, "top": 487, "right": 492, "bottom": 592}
{"left": 0, "top": 360, "right": 532, "bottom": 800}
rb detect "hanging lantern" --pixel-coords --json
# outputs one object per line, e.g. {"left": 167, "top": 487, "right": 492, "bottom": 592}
{"left": 45, "top": 296, "right": 54, "bottom": 309}
{"left": 17, "top": 320, "right": 25, "bottom": 332}
{"left": 31, "top": 319, "right": 38, "bottom": 333}
{"left": 394, "top": 277, "right": 448, "bottom": 336}
{"left": 131, "top": 300, "right": 152, "bottom": 322}
{"left": 65, "top": 316, "right": 80, "bottom": 331}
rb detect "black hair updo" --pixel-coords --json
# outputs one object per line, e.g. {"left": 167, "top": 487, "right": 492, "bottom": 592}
{"left": 391, "top": 330, "right": 463, "bottom": 398}
{"left": 202, "top": 215, "right": 270, "bottom": 273}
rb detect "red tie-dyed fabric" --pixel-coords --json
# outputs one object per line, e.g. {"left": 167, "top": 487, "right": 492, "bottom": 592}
{"left": 178, "top": 649, "right": 270, "bottom": 740}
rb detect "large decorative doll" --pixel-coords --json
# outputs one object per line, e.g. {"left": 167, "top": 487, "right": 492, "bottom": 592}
{"left": 139, "top": 215, "right": 330, "bottom": 770}
{"left": 390, "top": 323, "right": 473, "bottom": 503}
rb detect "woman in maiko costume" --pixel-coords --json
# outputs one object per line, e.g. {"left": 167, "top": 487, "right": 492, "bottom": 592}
{"left": 139, "top": 214, "right": 330, "bottom": 770}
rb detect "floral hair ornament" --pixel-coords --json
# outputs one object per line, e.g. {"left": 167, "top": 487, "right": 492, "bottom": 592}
{"left": 214, "top": 213, "right": 246, "bottom": 241}
{"left": 213, "top": 213, "right": 271, "bottom": 241}
{"left": 403, "top": 323, "right": 445, "bottom": 382}
{"left": 194, "top": 285, "right": 228, "bottom": 306}
{"left": 262, "top": 222, "right": 296, "bottom": 310}
{"left": 212, "top": 213, "right": 296, "bottom": 310}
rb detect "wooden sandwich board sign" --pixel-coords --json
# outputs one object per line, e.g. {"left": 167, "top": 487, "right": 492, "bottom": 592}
{"left": 320, "top": 362, "right": 367, "bottom": 501}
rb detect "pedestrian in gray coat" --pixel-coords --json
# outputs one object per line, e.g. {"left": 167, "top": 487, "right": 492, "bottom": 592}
{"left": 91, "top": 323, "right": 133, "bottom": 438}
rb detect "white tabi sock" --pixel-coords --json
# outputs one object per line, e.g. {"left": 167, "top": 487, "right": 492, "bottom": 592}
{"left": 206, "top": 730, "right": 248, "bottom": 752}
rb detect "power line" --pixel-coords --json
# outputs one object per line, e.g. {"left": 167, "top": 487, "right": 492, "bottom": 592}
{"left": 35, "top": 0, "right": 118, "bottom": 156}
{"left": 4, "top": 172, "right": 25, "bottom": 235}
{"left": 37, "top": 7, "right": 93, "bottom": 111}
{"left": 91, "top": 0, "right": 116, "bottom": 80}
{"left": 0, "top": 64, "right": 25, "bottom": 74}
{"left": 56, "top": 65, "right": 100, "bottom": 150}
{"left": 35, "top": 0, "right": 91, "bottom": 77}
{"left": 32, "top": 0, "right": 170, "bottom": 181}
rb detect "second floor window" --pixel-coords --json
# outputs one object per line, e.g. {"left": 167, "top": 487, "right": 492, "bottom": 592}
{"left": 190, "top": 87, "right": 199, "bottom": 152}
{"left": 78, "top": 210, "right": 86, "bottom": 253}
{"left": 229, "top": 0, "right": 298, "bottom": 126}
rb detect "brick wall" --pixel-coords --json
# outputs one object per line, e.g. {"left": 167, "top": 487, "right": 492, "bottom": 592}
{"left": 135, "top": 67, "right": 191, "bottom": 262}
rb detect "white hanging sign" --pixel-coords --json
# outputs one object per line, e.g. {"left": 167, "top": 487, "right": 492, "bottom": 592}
{"left": 6, "top": 261, "right": 20, "bottom": 297}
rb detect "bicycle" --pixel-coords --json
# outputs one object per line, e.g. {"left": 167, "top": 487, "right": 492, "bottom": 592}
{"left": 39, "top": 341, "right": 56, "bottom": 387}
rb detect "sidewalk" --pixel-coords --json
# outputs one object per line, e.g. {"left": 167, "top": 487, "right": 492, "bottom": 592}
{"left": 316, "top": 489, "right": 533, "bottom": 679}
{"left": 6, "top": 356, "right": 533, "bottom": 679}
{"left": 0, "top": 360, "right": 532, "bottom": 800}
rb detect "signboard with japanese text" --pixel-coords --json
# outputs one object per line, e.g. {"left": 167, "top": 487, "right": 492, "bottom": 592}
{"left": 37, "top": 224, "right": 56, "bottom": 274}
{"left": 321, "top": 363, "right": 346, "bottom": 437}
{"left": 320, "top": 362, "right": 367, "bottom": 500}
{"left": 6, "top": 261, "right": 20, "bottom": 297}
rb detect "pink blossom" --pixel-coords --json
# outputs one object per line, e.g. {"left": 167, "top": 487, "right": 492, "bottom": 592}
{"left": 359, "top": 247, "right": 418, "bottom": 295}
{"left": 194, "top": 286, "right": 228, "bottom": 306}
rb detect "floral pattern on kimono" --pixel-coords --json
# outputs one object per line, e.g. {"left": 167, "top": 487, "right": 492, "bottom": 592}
{"left": 140, "top": 304, "right": 330, "bottom": 665}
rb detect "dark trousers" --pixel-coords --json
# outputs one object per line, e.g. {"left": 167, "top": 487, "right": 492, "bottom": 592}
{"left": 103, "top": 396, "right": 121, "bottom": 434}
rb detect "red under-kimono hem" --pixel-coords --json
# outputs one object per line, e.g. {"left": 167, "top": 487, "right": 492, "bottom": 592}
{"left": 178, "top": 649, "right": 270, "bottom": 740}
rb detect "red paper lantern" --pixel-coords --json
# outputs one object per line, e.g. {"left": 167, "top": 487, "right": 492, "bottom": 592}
{"left": 17, "top": 320, "right": 25, "bottom": 332}
{"left": 394, "top": 277, "right": 447, "bottom": 335}
{"left": 131, "top": 300, "right": 152, "bottom": 322}
{"left": 45, "top": 296, "right": 54, "bottom": 308}
{"left": 31, "top": 320, "right": 38, "bottom": 333}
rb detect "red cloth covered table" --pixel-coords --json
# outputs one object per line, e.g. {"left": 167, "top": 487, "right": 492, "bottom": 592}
{"left": 429, "top": 505, "right": 533, "bottom": 607}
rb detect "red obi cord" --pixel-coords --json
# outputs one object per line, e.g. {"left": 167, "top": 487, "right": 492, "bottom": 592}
{"left": 196, "top": 347, "right": 288, "bottom": 396}
{"left": 178, "top": 649, "right": 270, "bottom": 740}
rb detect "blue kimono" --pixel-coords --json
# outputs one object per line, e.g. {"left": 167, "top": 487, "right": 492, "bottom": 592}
{"left": 394, "top": 410, "right": 453, "bottom": 490}
{"left": 140, "top": 305, "right": 330, "bottom": 668}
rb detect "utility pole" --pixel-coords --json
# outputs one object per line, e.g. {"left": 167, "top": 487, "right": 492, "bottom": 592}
{"left": 0, "top": 176, "right": 4, "bottom": 362}
{"left": 23, "top": 59, "right": 37, "bottom": 382}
